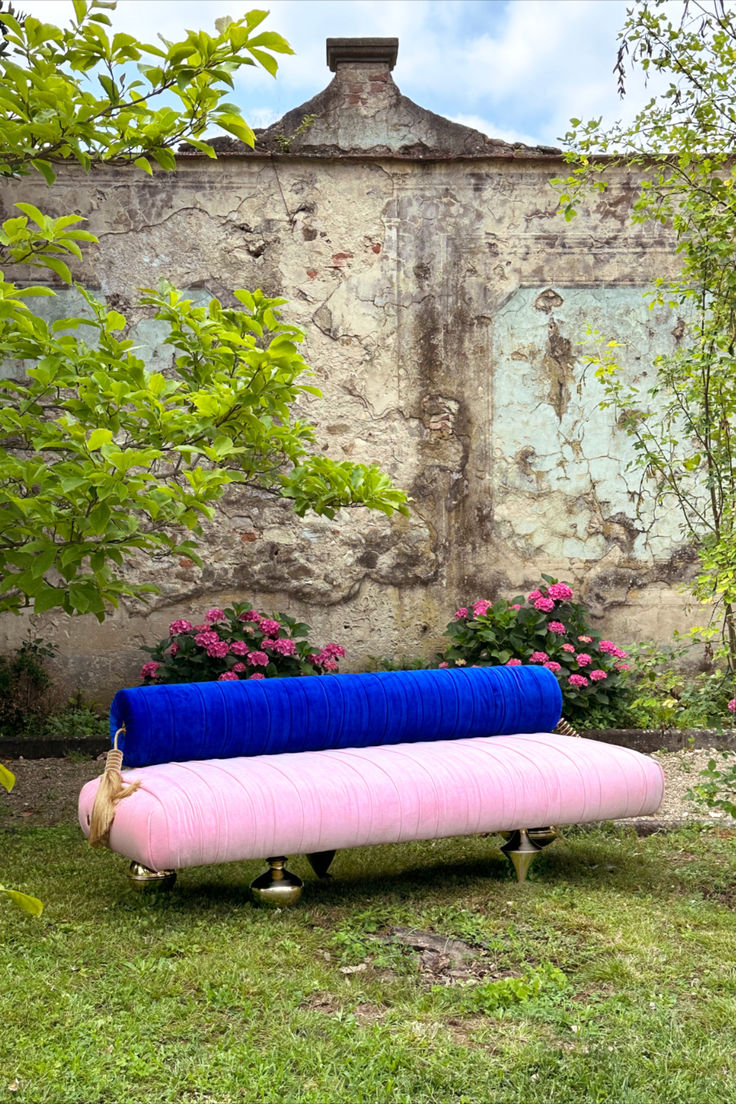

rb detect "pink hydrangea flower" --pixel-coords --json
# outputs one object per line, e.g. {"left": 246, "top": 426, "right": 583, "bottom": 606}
{"left": 455, "top": 607, "right": 469, "bottom": 620}
{"left": 599, "top": 640, "right": 617, "bottom": 654}
{"left": 193, "top": 623, "right": 210, "bottom": 631}
{"left": 506, "top": 658, "right": 522, "bottom": 666}
{"left": 613, "top": 647, "right": 628, "bottom": 659}
{"left": 169, "top": 641, "right": 179, "bottom": 657}
{"left": 510, "top": 604, "right": 522, "bottom": 611}
{"left": 529, "top": 651, "right": 549, "bottom": 664}
{"left": 527, "top": 590, "right": 542, "bottom": 602}
{"left": 548, "top": 621, "right": 566, "bottom": 634}
{"left": 249, "top": 672, "right": 265, "bottom": 680}
{"left": 230, "top": 640, "right": 249, "bottom": 656}
{"left": 239, "top": 609, "right": 261, "bottom": 623}
{"left": 194, "top": 631, "right": 220, "bottom": 648}
{"left": 589, "top": 669, "right": 608, "bottom": 681}
{"left": 728, "top": 699, "right": 736, "bottom": 713}
{"left": 247, "top": 651, "right": 269, "bottom": 666}
{"left": 568, "top": 673, "right": 589, "bottom": 688}
{"left": 260, "top": 619, "right": 281, "bottom": 637}
{"left": 438, "top": 661, "right": 450, "bottom": 669}
{"left": 272, "top": 638, "right": 297, "bottom": 657}
{"left": 548, "top": 583, "right": 573, "bottom": 601}
{"left": 534, "top": 597, "right": 555, "bottom": 613}
{"left": 140, "top": 661, "right": 161, "bottom": 679}
{"left": 232, "top": 662, "right": 246, "bottom": 673}
{"left": 260, "top": 639, "right": 276, "bottom": 650}
{"left": 576, "top": 653, "right": 592, "bottom": 667}
{"left": 615, "top": 662, "right": 630, "bottom": 672}
{"left": 544, "top": 661, "right": 561, "bottom": 672}
{"left": 168, "top": 619, "right": 193, "bottom": 636}
{"left": 207, "top": 641, "right": 229, "bottom": 659}
{"left": 321, "top": 659, "right": 339, "bottom": 672}
{"left": 218, "top": 671, "right": 238, "bottom": 681}
{"left": 323, "top": 643, "right": 346, "bottom": 659}
{"left": 578, "top": 635, "right": 593, "bottom": 643}
{"left": 562, "top": 643, "right": 576, "bottom": 653}
{"left": 472, "top": 599, "right": 492, "bottom": 617}
{"left": 205, "top": 608, "right": 226, "bottom": 623}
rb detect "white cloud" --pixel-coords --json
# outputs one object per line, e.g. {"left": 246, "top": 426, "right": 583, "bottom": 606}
{"left": 449, "top": 113, "right": 541, "bottom": 149}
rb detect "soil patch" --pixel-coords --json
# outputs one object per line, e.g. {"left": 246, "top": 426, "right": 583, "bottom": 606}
{"left": 1, "top": 756, "right": 101, "bottom": 828}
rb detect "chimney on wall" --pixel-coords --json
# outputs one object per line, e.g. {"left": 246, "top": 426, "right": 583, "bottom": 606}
{"left": 325, "top": 38, "right": 399, "bottom": 109}
{"left": 326, "top": 38, "right": 398, "bottom": 72}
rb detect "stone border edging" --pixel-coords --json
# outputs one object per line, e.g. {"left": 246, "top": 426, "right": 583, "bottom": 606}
{"left": 0, "top": 735, "right": 108, "bottom": 759}
{"left": 580, "top": 728, "right": 736, "bottom": 753}
{"left": 1, "top": 727, "right": 735, "bottom": 761}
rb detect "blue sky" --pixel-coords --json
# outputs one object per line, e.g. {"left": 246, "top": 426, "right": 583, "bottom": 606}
{"left": 26, "top": 0, "right": 663, "bottom": 148}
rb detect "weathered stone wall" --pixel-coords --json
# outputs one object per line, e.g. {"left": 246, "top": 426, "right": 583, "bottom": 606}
{"left": 1, "top": 140, "right": 690, "bottom": 701}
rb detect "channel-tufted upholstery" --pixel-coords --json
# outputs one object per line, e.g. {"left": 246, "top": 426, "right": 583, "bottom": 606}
{"left": 79, "top": 666, "right": 663, "bottom": 877}
{"left": 109, "top": 665, "right": 563, "bottom": 767}
{"left": 79, "top": 730, "right": 663, "bottom": 872}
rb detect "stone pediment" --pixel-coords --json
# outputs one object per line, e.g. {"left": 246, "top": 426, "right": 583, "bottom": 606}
{"left": 190, "top": 38, "right": 559, "bottom": 160}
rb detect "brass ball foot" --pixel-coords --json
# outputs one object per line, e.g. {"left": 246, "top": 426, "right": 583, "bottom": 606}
{"left": 527, "top": 826, "right": 559, "bottom": 849}
{"left": 250, "top": 857, "right": 303, "bottom": 907}
{"left": 127, "top": 861, "right": 177, "bottom": 893}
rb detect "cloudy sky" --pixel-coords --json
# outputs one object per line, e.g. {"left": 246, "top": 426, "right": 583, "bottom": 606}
{"left": 25, "top": 0, "right": 666, "bottom": 148}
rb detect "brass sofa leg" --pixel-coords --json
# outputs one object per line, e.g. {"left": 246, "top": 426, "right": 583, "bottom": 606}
{"left": 250, "top": 856, "right": 303, "bottom": 907}
{"left": 305, "top": 849, "right": 336, "bottom": 879}
{"left": 127, "top": 861, "right": 177, "bottom": 892}
{"left": 501, "top": 829, "right": 541, "bottom": 883}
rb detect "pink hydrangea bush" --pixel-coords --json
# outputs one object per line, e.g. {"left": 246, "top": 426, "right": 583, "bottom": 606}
{"left": 441, "top": 575, "right": 629, "bottom": 724}
{"left": 140, "top": 603, "right": 346, "bottom": 685}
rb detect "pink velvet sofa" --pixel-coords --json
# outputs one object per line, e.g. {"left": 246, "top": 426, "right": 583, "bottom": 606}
{"left": 78, "top": 667, "right": 664, "bottom": 901}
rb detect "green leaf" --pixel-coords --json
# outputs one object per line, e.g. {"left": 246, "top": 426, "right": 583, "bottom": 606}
{"left": 150, "top": 147, "right": 177, "bottom": 172}
{"left": 30, "top": 159, "right": 56, "bottom": 185}
{"left": 33, "top": 584, "right": 62, "bottom": 614}
{"left": 37, "top": 255, "right": 73, "bottom": 284}
{"left": 14, "top": 201, "right": 48, "bottom": 228}
{"left": 216, "top": 114, "right": 255, "bottom": 146}
{"left": 134, "top": 156, "right": 153, "bottom": 175}
{"left": 248, "top": 31, "right": 294, "bottom": 54}
{"left": 87, "top": 427, "right": 113, "bottom": 450}
{"left": 0, "top": 763, "right": 14, "bottom": 792}
{"left": 1, "top": 887, "right": 44, "bottom": 916}
{"left": 104, "top": 310, "right": 125, "bottom": 332}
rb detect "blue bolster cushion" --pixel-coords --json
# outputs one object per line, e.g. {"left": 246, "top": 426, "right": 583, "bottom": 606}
{"left": 110, "top": 665, "right": 562, "bottom": 768}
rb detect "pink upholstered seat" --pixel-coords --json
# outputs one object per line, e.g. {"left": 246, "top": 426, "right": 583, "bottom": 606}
{"left": 79, "top": 732, "right": 663, "bottom": 872}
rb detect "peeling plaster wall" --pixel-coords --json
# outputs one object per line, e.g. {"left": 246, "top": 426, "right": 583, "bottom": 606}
{"left": 0, "top": 155, "right": 691, "bottom": 700}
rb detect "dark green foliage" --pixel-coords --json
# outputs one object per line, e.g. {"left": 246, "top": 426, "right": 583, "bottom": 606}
{"left": 439, "top": 577, "right": 629, "bottom": 725}
{"left": 140, "top": 602, "right": 346, "bottom": 684}
{"left": 0, "top": 638, "right": 55, "bottom": 735}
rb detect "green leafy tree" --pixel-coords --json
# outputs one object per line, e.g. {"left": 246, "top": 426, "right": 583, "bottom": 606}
{"left": 0, "top": 1, "right": 408, "bottom": 619}
{"left": 557, "top": 0, "right": 736, "bottom": 669}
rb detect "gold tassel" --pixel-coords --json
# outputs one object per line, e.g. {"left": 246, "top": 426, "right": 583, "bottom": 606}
{"left": 554, "top": 717, "right": 582, "bottom": 739}
{"left": 88, "top": 726, "right": 141, "bottom": 849}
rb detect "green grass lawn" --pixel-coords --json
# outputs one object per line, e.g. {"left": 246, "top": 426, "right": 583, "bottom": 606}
{"left": 2, "top": 824, "right": 736, "bottom": 1104}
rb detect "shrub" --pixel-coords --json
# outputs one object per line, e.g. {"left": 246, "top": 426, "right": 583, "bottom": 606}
{"left": 38, "top": 704, "right": 108, "bottom": 742}
{"left": 688, "top": 753, "right": 736, "bottom": 820}
{"left": 0, "top": 638, "right": 57, "bottom": 736}
{"left": 140, "top": 604, "right": 346, "bottom": 684}
{"left": 438, "top": 576, "right": 629, "bottom": 725}
{"left": 617, "top": 640, "right": 733, "bottom": 730}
